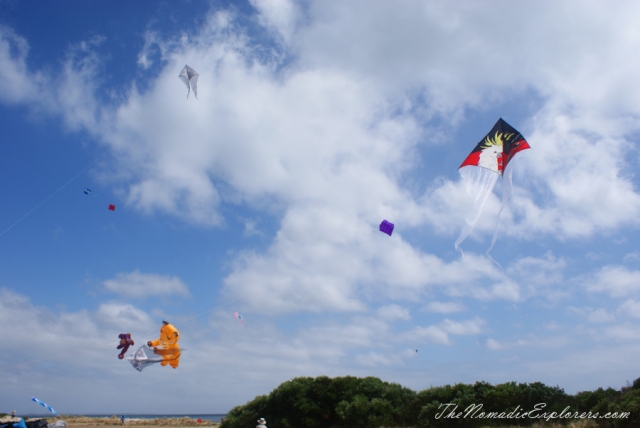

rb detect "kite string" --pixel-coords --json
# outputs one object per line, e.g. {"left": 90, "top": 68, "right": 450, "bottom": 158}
{"left": 0, "top": 156, "right": 104, "bottom": 238}
{"left": 0, "top": 351, "right": 78, "bottom": 371}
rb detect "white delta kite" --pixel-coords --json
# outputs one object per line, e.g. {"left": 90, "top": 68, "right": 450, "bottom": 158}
{"left": 179, "top": 65, "right": 199, "bottom": 99}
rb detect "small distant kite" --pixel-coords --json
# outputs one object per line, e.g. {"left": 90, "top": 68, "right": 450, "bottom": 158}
{"left": 117, "top": 333, "right": 135, "bottom": 360}
{"left": 234, "top": 312, "right": 247, "bottom": 328}
{"left": 83, "top": 188, "right": 92, "bottom": 195}
{"left": 108, "top": 204, "right": 115, "bottom": 211}
{"left": 455, "top": 118, "right": 530, "bottom": 257}
{"left": 379, "top": 220, "right": 394, "bottom": 236}
{"left": 179, "top": 65, "right": 199, "bottom": 99}
{"left": 31, "top": 397, "right": 57, "bottom": 415}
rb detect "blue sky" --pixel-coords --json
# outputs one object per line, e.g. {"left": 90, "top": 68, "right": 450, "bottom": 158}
{"left": 2, "top": 0, "right": 640, "bottom": 416}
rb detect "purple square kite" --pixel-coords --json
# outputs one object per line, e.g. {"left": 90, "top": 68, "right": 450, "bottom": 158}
{"left": 379, "top": 220, "right": 394, "bottom": 236}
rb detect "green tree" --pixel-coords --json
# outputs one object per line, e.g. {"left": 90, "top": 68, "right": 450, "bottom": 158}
{"left": 416, "top": 383, "right": 485, "bottom": 428}
{"left": 612, "top": 387, "right": 640, "bottom": 428}
{"left": 221, "top": 374, "right": 640, "bottom": 428}
{"left": 222, "top": 394, "right": 270, "bottom": 428}
{"left": 575, "top": 387, "right": 621, "bottom": 413}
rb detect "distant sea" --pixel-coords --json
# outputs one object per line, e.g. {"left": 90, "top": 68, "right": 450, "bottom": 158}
{"left": 23, "top": 415, "right": 227, "bottom": 423}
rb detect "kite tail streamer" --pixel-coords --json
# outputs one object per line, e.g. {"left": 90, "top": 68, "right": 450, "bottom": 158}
{"left": 31, "top": 397, "right": 57, "bottom": 415}
{"left": 192, "top": 75, "right": 199, "bottom": 99}
{"left": 454, "top": 166, "right": 499, "bottom": 254}
{"left": 486, "top": 160, "right": 519, "bottom": 261}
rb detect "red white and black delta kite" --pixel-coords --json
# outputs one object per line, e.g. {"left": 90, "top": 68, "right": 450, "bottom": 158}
{"left": 455, "top": 118, "right": 531, "bottom": 257}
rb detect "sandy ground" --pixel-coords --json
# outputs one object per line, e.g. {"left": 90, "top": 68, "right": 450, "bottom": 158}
{"left": 67, "top": 417, "right": 220, "bottom": 428}
{"left": 65, "top": 424, "right": 222, "bottom": 428}
{"left": 2, "top": 417, "right": 221, "bottom": 428}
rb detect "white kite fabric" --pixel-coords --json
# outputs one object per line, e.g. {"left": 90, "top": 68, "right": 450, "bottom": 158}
{"left": 127, "top": 344, "right": 185, "bottom": 372}
{"left": 454, "top": 162, "right": 517, "bottom": 256}
{"left": 454, "top": 165, "right": 500, "bottom": 253}
{"left": 179, "top": 65, "right": 199, "bottom": 99}
{"left": 127, "top": 345, "right": 164, "bottom": 372}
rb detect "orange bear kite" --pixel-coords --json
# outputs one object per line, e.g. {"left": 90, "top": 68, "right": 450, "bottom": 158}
{"left": 147, "top": 321, "right": 181, "bottom": 369}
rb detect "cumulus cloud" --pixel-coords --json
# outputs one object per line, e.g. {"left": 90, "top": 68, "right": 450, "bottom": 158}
{"left": 94, "top": 302, "right": 155, "bottom": 330}
{"left": 601, "top": 324, "right": 640, "bottom": 342}
{"left": 486, "top": 338, "right": 504, "bottom": 351}
{"left": 485, "top": 332, "right": 579, "bottom": 353}
{"left": 587, "top": 309, "right": 615, "bottom": 323}
{"left": 584, "top": 266, "right": 640, "bottom": 297}
{"left": 0, "top": 288, "right": 127, "bottom": 373}
{"left": 402, "top": 317, "right": 485, "bottom": 346}
{"left": 137, "top": 30, "right": 161, "bottom": 70}
{"left": 0, "top": 27, "right": 42, "bottom": 105}
{"left": 566, "top": 306, "right": 615, "bottom": 325}
{"left": 618, "top": 299, "right": 640, "bottom": 318}
{"left": 250, "top": 0, "right": 300, "bottom": 44}
{"left": 623, "top": 252, "right": 640, "bottom": 263}
{"left": 377, "top": 304, "right": 411, "bottom": 321}
{"left": 102, "top": 270, "right": 191, "bottom": 298}
{"left": 355, "top": 351, "right": 404, "bottom": 367}
{"left": 422, "top": 301, "right": 466, "bottom": 314}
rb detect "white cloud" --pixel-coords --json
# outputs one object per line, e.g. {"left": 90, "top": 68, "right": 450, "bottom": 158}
{"left": 623, "top": 252, "right": 640, "bottom": 263}
{"left": 588, "top": 309, "right": 615, "bottom": 323}
{"left": 0, "top": 27, "right": 42, "bottom": 105}
{"left": 485, "top": 335, "right": 572, "bottom": 352}
{"left": 515, "top": 113, "right": 640, "bottom": 239}
{"left": 137, "top": 30, "right": 160, "bottom": 70}
{"left": 223, "top": 228, "right": 524, "bottom": 314}
{"left": 243, "top": 219, "right": 265, "bottom": 237}
{"left": 250, "top": 0, "right": 300, "bottom": 44}
{"left": 618, "top": 299, "right": 640, "bottom": 318}
{"left": 355, "top": 351, "right": 404, "bottom": 367}
{"left": 403, "top": 317, "right": 485, "bottom": 346}
{"left": 0, "top": 25, "right": 107, "bottom": 139}
{"left": 94, "top": 302, "right": 155, "bottom": 331}
{"left": 102, "top": 270, "right": 191, "bottom": 298}
{"left": 377, "top": 304, "right": 411, "bottom": 321}
{"left": 423, "top": 301, "right": 466, "bottom": 314}
{"left": 567, "top": 306, "right": 616, "bottom": 323}
{"left": 507, "top": 252, "right": 566, "bottom": 291}
{"left": 438, "top": 318, "right": 484, "bottom": 336}
{"left": 602, "top": 324, "right": 640, "bottom": 342}
{"left": 584, "top": 266, "right": 640, "bottom": 297}
{"left": 0, "top": 288, "right": 112, "bottom": 369}
{"left": 485, "top": 338, "right": 505, "bottom": 351}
